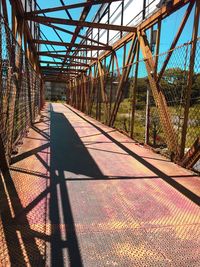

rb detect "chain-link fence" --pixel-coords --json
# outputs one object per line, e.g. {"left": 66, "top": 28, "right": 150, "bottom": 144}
{"left": 0, "top": 16, "right": 41, "bottom": 162}
{"left": 69, "top": 38, "right": 200, "bottom": 172}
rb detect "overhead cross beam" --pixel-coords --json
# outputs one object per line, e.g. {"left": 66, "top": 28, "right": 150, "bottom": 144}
{"left": 43, "top": 71, "right": 79, "bottom": 75}
{"left": 37, "top": 52, "right": 98, "bottom": 61}
{"left": 40, "top": 61, "right": 89, "bottom": 67}
{"left": 58, "top": 0, "right": 93, "bottom": 79}
{"left": 41, "top": 67, "right": 86, "bottom": 72}
{"left": 90, "top": 0, "right": 192, "bottom": 65}
{"left": 25, "top": 16, "right": 136, "bottom": 32}
{"left": 43, "top": 71, "right": 82, "bottom": 75}
{"left": 44, "top": 78, "right": 73, "bottom": 82}
{"left": 33, "top": 39, "right": 112, "bottom": 50}
{"left": 25, "top": 0, "right": 122, "bottom": 15}
{"left": 40, "top": 22, "right": 109, "bottom": 47}
{"left": 39, "top": 49, "right": 91, "bottom": 53}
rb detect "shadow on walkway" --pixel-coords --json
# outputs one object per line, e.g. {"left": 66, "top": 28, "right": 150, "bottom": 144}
{"left": 48, "top": 107, "right": 106, "bottom": 266}
{"left": 1, "top": 104, "right": 106, "bottom": 266}
{"left": 65, "top": 104, "right": 200, "bottom": 207}
{"left": 1, "top": 103, "right": 199, "bottom": 266}
{"left": 0, "top": 170, "right": 45, "bottom": 266}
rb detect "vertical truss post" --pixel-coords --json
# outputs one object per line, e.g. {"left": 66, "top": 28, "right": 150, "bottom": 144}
{"left": 180, "top": 0, "right": 200, "bottom": 159}
{"left": 73, "top": 81, "right": 76, "bottom": 107}
{"left": 75, "top": 79, "right": 78, "bottom": 109}
{"left": 94, "top": 63, "right": 100, "bottom": 121}
{"left": 120, "top": 0, "right": 124, "bottom": 38}
{"left": 26, "top": 60, "right": 33, "bottom": 124}
{"left": 72, "top": 80, "right": 75, "bottom": 107}
{"left": 40, "top": 78, "right": 45, "bottom": 109}
{"left": 0, "top": 135, "right": 9, "bottom": 173}
{"left": 109, "top": 54, "right": 114, "bottom": 121}
{"left": 68, "top": 81, "right": 71, "bottom": 105}
{"left": 98, "top": 60, "right": 109, "bottom": 123}
{"left": 145, "top": 82, "right": 150, "bottom": 144}
{"left": 88, "top": 68, "right": 94, "bottom": 115}
{"left": 71, "top": 81, "right": 75, "bottom": 107}
{"left": 6, "top": 2, "right": 18, "bottom": 156}
{"left": 130, "top": 42, "right": 139, "bottom": 138}
{"left": 138, "top": 30, "right": 179, "bottom": 158}
{"left": 143, "top": 0, "right": 146, "bottom": 20}
{"left": 83, "top": 74, "right": 89, "bottom": 114}
{"left": 95, "top": 77, "right": 99, "bottom": 120}
{"left": 71, "top": 81, "right": 74, "bottom": 106}
{"left": 78, "top": 79, "right": 82, "bottom": 110}
{"left": 65, "top": 81, "right": 67, "bottom": 104}
{"left": 97, "top": 77, "right": 101, "bottom": 121}
{"left": 11, "top": 18, "right": 24, "bottom": 145}
{"left": 80, "top": 75, "right": 85, "bottom": 112}
{"left": 80, "top": 74, "right": 86, "bottom": 113}
{"left": 24, "top": 25, "right": 34, "bottom": 125}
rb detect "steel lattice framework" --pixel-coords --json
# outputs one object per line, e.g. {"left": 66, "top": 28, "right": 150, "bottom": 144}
{"left": 0, "top": 0, "right": 200, "bottom": 173}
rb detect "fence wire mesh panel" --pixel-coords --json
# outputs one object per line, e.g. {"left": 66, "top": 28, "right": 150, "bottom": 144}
{"left": 156, "top": 40, "right": 200, "bottom": 171}
{"left": 69, "top": 38, "right": 200, "bottom": 172}
{"left": 185, "top": 39, "right": 200, "bottom": 172}
{"left": 113, "top": 67, "right": 133, "bottom": 136}
{"left": 0, "top": 17, "right": 41, "bottom": 162}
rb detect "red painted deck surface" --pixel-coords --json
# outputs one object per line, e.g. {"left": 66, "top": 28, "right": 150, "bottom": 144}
{"left": 0, "top": 103, "right": 200, "bottom": 266}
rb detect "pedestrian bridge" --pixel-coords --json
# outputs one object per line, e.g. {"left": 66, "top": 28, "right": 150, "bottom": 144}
{"left": 0, "top": 0, "right": 200, "bottom": 266}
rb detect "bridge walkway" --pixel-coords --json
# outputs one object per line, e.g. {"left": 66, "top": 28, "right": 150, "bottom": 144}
{"left": 0, "top": 103, "right": 200, "bottom": 266}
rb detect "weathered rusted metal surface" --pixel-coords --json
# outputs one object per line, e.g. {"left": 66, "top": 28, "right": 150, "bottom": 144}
{"left": 0, "top": 103, "right": 200, "bottom": 266}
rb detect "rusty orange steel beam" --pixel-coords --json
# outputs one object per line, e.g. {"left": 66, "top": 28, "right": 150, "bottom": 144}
{"left": 37, "top": 52, "right": 98, "bottom": 61}
{"left": 89, "top": 0, "right": 192, "bottom": 67}
{"left": 180, "top": 137, "right": 200, "bottom": 169}
{"left": 25, "top": 15, "right": 136, "bottom": 32}
{"left": 41, "top": 67, "right": 86, "bottom": 72}
{"left": 40, "top": 61, "right": 89, "bottom": 67}
{"left": 33, "top": 39, "right": 112, "bottom": 50}
{"left": 58, "top": 0, "right": 93, "bottom": 80}
{"left": 25, "top": 0, "right": 122, "bottom": 15}
{"left": 41, "top": 22, "right": 108, "bottom": 47}
{"left": 39, "top": 49, "right": 91, "bottom": 53}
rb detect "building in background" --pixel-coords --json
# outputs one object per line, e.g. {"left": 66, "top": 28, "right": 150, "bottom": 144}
{"left": 45, "top": 82, "right": 67, "bottom": 101}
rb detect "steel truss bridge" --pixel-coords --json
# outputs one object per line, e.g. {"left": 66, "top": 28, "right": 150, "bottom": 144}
{"left": 0, "top": 0, "right": 200, "bottom": 266}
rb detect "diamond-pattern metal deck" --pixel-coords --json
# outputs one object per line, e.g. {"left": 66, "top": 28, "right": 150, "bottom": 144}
{"left": 0, "top": 103, "right": 200, "bottom": 266}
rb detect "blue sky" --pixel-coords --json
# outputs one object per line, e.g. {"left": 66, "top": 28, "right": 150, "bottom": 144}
{"left": 37, "top": 0, "right": 100, "bottom": 46}
{"left": 36, "top": 1, "right": 199, "bottom": 70}
{"left": 3, "top": 1, "right": 199, "bottom": 72}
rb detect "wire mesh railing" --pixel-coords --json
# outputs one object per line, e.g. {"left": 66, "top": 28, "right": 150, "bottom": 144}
{"left": 69, "top": 38, "right": 200, "bottom": 172}
{"left": 0, "top": 16, "right": 41, "bottom": 162}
